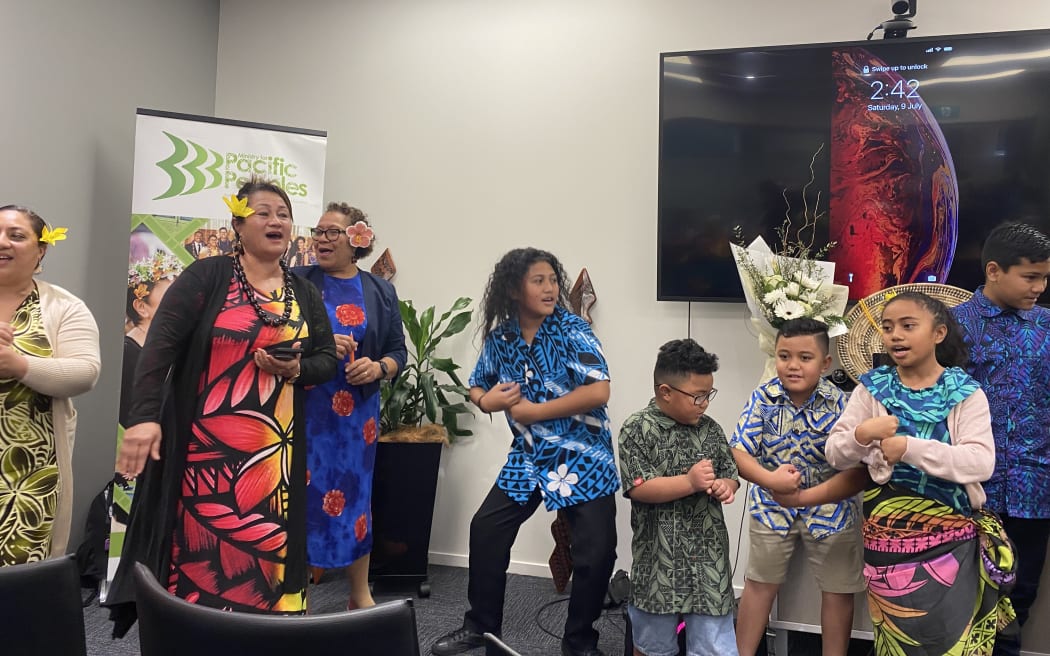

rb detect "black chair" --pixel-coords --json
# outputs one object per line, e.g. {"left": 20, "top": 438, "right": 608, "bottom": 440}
{"left": 133, "top": 562, "right": 421, "bottom": 656}
{"left": 0, "top": 554, "right": 88, "bottom": 656}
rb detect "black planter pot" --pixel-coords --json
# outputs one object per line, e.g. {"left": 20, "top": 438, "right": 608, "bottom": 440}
{"left": 368, "top": 440, "right": 443, "bottom": 598}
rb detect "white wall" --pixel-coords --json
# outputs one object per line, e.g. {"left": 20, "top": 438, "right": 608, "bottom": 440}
{"left": 0, "top": 0, "right": 220, "bottom": 547}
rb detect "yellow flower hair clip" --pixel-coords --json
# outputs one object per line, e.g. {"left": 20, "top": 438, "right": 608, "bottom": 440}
{"left": 39, "top": 225, "right": 68, "bottom": 246}
{"left": 223, "top": 195, "right": 255, "bottom": 218}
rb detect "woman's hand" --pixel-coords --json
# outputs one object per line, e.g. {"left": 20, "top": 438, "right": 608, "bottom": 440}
{"left": 117, "top": 422, "right": 163, "bottom": 479}
{"left": 345, "top": 357, "right": 382, "bottom": 386}
{"left": 856, "top": 415, "right": 898, "bottom": 446}
{"left": 253, "top": 340, "right": 302, "bottom": 379}
{"left": 0, "top": 322, "right": 13, "bottom": 346}
{"left": 0, "top": 324, "right": 27, "bottom": 378}
{"left": 333, "top": 334, "right": 358, "bottom": 361}
{"left": 0, "top": 344, "right": 28, "bottom": 379}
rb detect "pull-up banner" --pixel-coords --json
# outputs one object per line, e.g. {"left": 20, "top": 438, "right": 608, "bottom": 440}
{"left": 131, "top": 110, "right": 327, "bottom": 219}
{"left": 103, "top": 109, "right": 327, "bottom": 602}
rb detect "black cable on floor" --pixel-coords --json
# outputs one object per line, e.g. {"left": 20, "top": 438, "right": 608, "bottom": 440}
{"left": 533, "top": 596, "right": 570, "bottom": 641}
{"left": 534, "top": 597, "right": 628, "bottom": 643}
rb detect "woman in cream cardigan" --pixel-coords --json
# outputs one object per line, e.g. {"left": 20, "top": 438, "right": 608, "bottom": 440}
{"left": 0, "top": 205, "right": 100, "bottom": 565}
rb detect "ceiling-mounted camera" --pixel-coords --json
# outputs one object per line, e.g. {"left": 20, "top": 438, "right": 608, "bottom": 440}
{"left": 867, "top": 0, "right": 917, "bottom": 40}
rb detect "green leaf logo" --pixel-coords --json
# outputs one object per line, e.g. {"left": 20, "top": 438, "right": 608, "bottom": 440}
{"left": 153, "top": 132, "right": 223, "bottom": 200}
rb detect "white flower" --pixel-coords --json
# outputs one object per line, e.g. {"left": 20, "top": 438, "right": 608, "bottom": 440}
{"left": 546, "top": 464, "right": 579, "bottom": 498}
{"left": 763, "top": 288, "right": 788, "bottom": 305}
{"left": 798, "top": 273, "right": 821, "bottom": 290}
{"left": 805, "top": 291, "right": 820, "bottom": 303}
{"left": 785, "top": 281, "right": 802, "bottom": 298}
{"left": 773, "top": 299, "right": 807, "bottom": 320}
{"left": 766, "top": 274, "right": 785, "bottom": 287}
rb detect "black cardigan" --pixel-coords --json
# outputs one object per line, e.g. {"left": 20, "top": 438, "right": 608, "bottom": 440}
{"left": 107, "top": 255, "right": 337, "bottom": 636}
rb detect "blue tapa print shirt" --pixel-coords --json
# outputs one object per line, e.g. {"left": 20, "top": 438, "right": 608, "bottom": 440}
{"left": 953, "top": 286, "right": 1050, "bottom": 518}
{"left": 730, "top": 377, "right": 858, "bottom": 539}
{"left": 469, "top": 306, "right": 619, "bottom": 511}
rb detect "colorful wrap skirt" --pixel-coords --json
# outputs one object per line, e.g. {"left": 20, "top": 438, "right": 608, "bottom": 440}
{"left": 862, "top": 485, "right": 1018, "bottom": 656}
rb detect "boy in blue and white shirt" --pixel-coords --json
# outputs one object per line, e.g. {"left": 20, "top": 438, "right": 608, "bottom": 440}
{"left": 731, "top": 318, "right": 865, "bottom": 656}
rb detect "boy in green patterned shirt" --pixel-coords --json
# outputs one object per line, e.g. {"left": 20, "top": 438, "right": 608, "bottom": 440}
{"left": 618, "top": 339, "right": 740, "bottom": 656}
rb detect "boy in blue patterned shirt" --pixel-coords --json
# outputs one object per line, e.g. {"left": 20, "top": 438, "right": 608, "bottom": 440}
{"left": 731, "top": 318, "right": 866, "bottom": 656}
{"left": 432, "top": 248, "right": 618, "bottom": 656}
{"left": 952, "top": 223, "right": 1050, "bottom": 656}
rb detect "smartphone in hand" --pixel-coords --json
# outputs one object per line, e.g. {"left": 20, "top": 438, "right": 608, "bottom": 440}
{"left": 267, "top": 346, "right": 303, "bottom": 361}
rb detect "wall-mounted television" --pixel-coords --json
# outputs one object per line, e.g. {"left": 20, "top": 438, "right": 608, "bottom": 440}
{"left": 657, "top": 29, "right": 1050, "bottom": 302}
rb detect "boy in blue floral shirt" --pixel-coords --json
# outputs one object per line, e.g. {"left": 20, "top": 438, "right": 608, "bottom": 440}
{"left": 952, "top": 223, "right": 1050, "bottom": 656}
{"left": 432, "top": 249, "right": 618, "bottom": 656}
{"left": 731, "top": 318, "right": 865, "bottom": 656}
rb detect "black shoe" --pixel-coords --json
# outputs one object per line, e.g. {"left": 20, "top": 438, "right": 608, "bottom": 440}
{"left": 561, "top": 643, "right": 606, "bottom": 656}
{"left": 432, "top": 627, "right": 487, "bottom": 655}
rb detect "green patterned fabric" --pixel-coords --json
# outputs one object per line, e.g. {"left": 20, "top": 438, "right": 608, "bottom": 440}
{"left": 618, "top": 400, "right": 738, "bottom": 615}
{"left": 0, "top": 287, "right": 56, "bottom": 566}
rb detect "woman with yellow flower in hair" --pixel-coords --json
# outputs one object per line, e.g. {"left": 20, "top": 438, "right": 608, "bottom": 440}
{"left": 109, "top": 178, "right": 337, "bottom": 635}
{"left": 0, "top": 204, "right": 101, "bottom": 566}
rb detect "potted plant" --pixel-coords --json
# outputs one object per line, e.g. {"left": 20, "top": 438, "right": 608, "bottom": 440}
{"left": 370, "top": 296, "right": 474, "bottom": 597}
{"left": 379, "top": 296, "right": 475, "bottom": 441}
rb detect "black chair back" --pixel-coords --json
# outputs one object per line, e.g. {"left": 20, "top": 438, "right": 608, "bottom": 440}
{"left": 133, "top": 562, "right": 421, "bottom": 656}
{"left": 0, "top": 555, "right": 88, "bottom": 656}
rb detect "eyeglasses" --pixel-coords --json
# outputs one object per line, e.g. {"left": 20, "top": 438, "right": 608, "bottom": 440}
{"left": 663, "top": 383, "right": 718, "bottom": 406}
{"left": 311, "top": 227, "right": 345, "bottom": 241}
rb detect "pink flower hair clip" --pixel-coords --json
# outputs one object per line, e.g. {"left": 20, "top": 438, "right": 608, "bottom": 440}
{"left": 346, "top": 221, "right": 375, "bottom": 248}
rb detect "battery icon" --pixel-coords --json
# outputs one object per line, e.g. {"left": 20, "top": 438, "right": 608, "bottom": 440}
{"left": 944, "top": 46, "right": 954, "bottom": 52}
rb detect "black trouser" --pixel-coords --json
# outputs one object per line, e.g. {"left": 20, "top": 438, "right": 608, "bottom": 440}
{"left": 993, "top": 515, "right": 1050, "bottom": 656}
{"left": 463, "top": 485, "right": 617, "bottom": 651}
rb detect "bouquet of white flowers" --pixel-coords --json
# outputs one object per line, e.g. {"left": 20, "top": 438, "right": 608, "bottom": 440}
{"left": 732, "top": 236, "right": 847, "bottom": 331}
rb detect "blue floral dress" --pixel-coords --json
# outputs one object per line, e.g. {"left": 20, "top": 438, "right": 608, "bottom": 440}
{"left": 305, "top": 274, "right": 380, "bottom": 568}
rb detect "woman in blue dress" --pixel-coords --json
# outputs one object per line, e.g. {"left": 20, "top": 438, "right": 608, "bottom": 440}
{"left": 295, "top": 203, "right": 406, "bottom": 609}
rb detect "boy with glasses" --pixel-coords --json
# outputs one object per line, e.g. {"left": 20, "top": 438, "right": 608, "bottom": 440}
{"left": 618, "top": 338, "right": 740, "bottom": 656}
{"left": 730, "top": 318, "right": 865, "bottom": 656}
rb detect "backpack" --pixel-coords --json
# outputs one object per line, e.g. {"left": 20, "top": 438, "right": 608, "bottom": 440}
{"left": 74, "top": 481, "right": 113, "bottom": 606}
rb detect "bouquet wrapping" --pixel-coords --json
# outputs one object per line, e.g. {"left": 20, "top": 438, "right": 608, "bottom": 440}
{"left": 731, "top": 236, "right": 849, "bottom": 384}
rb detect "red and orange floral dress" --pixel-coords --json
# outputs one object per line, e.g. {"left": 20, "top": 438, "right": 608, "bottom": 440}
{"left": 304, "top": 274, "right": 379, "bottom": 569}
{"left": 166, "top": 279, "right": 309, "bottom": 613}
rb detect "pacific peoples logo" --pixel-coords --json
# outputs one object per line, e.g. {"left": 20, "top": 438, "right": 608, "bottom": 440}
{"left": 153, "top": 131, "right": 309, "bottom": 200}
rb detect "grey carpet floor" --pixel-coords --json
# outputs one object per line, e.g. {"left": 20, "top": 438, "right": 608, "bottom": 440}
{"left": 83, "top": 565, "right": 628, "bottom": 656}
